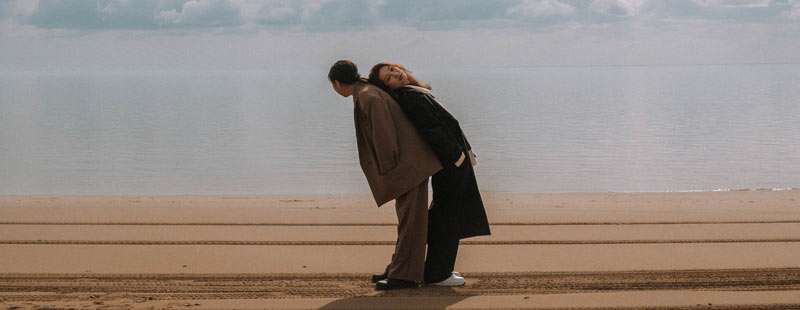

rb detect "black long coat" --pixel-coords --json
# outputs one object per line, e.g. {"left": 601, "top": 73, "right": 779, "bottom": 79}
{"left": 392, "top": 85, "right": 491, "bottom": 240}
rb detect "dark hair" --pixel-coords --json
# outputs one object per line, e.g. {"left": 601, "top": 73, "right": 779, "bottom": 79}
{"left": 368, "top": 62, "right": 431, "bottom": 92}
{"left": 328, "top": 60, "right": 363, "bottom": 85}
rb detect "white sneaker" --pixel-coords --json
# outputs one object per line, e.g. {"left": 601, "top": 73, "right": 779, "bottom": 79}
{"left": 452, "top": 271, "right": 462, "bottom": 277}
{"left": 431, "top": 273, "right": 465, "bottom": 286}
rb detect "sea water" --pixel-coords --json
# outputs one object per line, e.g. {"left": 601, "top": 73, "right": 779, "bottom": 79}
{"left": 1, "top": 64, "right": 798, "bottom": 195}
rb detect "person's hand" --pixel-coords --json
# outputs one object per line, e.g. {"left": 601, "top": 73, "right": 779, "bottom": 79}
{"left": 468, "top": 149, "right": 477, "bottom": 166}
{"left": 454, "top": 152, "right": 466, "bottom": 167}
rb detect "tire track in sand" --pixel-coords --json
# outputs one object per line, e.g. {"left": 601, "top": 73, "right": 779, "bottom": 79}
{"left": 2, "top": 220, "right": 800, "bottom": 226}
{"left": 3, "top": 239, "right": 800, "bottom": 245}
{"left": 2, "top": 268, "right": 800, "bottom": 302}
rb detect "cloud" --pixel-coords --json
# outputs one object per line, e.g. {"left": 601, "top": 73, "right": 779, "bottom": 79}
{"left": 251, "top": 5, "right": 300, "bottom": 25}
{"left": 789, "top": 0, "right": 800, "bottom": 19}
{"left": 642, "top": 0, "right": 793, "bottom": 21}
{"left": 310, "top": 0, "right": 382, "bottom": 26}
{"left": 25, "top": 1, "right": 107, "bottom": 29}
{"left": 99, "top": 0, "right": 161, "bottom": 28}
{"left": 505, "top": 0, "right": 576, "bottom": 19}
{"left": 696, "top": 0, "right": 771, "bottom": 8}
{"left": 156, "top": 0, "right": 241, "bottom": 27}
{"left": 19, "top": 0, "right": 244, "bottom": 29}
{"left": 5, "top": 0, "right": 799, "bottom": 31}
{"left": 590, "top": 0, "right": 644, "bottom": 16}
{"left": 0, "top": 2, "right": 10, "bottom": 20}
{"left": 382, "top": 0, "right": 511, "bottom": 22}
{"left": 12, "top": 0, "right": 201, "bottom": 29}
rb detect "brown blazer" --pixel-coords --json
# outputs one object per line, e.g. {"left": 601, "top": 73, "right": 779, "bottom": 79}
{"left": 352, "top": 82, "right": 443, "bottom": 207}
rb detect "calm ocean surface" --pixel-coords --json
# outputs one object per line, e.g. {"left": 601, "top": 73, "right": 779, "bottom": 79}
{"left": 1, "top": 64, "right": 799, "bottom": 195}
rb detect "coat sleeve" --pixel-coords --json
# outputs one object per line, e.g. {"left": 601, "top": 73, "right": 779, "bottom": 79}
{"left": 460, "top": 130, "right": 473, "bottom": 151}
{"left": 395, "top": 90, "right": 462, "bottom": 168}
{"left": 361, "top": 93, "right": 400, "bottom": 175}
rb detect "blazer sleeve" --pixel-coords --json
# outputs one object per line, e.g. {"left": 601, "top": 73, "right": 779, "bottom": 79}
{"left": 361, "top": 93, "right": 400, "bottom": 174}
{"left": 395, "top": 90, "right": 462, "bottom": 168}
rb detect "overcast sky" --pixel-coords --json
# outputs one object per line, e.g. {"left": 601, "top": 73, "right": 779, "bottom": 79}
{"left": 1, "top": 0, "right": 799, "bottom": 71}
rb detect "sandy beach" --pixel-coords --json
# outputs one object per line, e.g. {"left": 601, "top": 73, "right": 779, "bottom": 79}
{"left": 2, "top": 190, "right": 800, "bottom": 309}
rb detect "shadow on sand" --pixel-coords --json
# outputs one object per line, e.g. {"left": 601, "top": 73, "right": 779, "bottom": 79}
{"left": 318, "top": 286, "right": 475, "bottom": 310}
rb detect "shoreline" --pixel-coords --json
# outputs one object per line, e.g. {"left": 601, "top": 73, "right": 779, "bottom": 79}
{"left": 1, "top": 187, "right": 797, "bottom": 197}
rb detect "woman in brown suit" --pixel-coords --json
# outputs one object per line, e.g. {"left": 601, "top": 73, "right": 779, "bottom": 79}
{"left": 369, "top": 62, "right": 491, "bottom": 285}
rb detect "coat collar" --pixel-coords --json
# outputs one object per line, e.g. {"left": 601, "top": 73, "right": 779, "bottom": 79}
{"left": 400, "top": 85, "right": 431, "bottom": 94}
{"left": 352, "top": 81, "right": 368, "bottom": 99}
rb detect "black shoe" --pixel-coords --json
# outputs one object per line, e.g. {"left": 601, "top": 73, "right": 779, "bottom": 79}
{"left": 375, "top": 278, "right": 419, "bottom": 290}
{"left": 370, "top": 273, "right": 387, "bottom": 283}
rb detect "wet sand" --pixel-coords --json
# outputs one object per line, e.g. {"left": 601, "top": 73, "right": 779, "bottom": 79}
{"left": 1, "top": 190, "right": 800, "bottom": 309}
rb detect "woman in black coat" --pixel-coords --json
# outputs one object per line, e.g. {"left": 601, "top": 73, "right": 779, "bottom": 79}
{"left": 369, "top": 62, "right": 491, "bottom": 285}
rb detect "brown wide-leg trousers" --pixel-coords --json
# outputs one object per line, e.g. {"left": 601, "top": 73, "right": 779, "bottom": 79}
{"left": 384, "top": 178, "right": 429, "bottom": 282}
